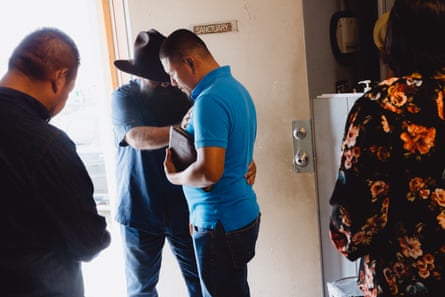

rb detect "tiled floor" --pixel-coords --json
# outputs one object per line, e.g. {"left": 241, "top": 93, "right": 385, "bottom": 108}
{"left": 82, "top": 221, "right": 189, "bottom": 297}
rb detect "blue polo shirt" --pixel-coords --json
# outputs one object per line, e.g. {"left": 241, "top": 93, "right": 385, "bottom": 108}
{"left": 184, "top": 66, "right": 260, "bottom": 232}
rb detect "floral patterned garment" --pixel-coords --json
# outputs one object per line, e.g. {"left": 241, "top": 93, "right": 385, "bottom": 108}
{"left": 329, "top": 73, "right": 445, "bottom": 297}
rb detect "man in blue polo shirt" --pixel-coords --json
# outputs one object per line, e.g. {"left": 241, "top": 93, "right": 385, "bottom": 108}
{"left": 160, "top": 28, "right": 261, "bottom": 297}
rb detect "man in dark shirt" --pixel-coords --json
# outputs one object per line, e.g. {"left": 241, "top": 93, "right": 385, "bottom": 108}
{"left": 111, "top": 29, "right": 201, "bottom": 297}
{"left": 0, "top": 28, "right": 111, "bottom": 297}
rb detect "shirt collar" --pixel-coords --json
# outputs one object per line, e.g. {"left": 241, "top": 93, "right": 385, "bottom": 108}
{"left": 0, "top": 87, "right": 51, "bottom": 121}
{"left": 191, "top": 65, "right": 231, "bottom": 101}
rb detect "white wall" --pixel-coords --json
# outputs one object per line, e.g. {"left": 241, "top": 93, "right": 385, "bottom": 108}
{"left": 119, "top": 0, "right": 324, "bottom": 296}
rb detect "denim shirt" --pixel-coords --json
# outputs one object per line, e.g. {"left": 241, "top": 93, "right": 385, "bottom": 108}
{"left": 0, "top": 87, "right": 110, "bottom": 297}
{"left": 111, "top": 80, "right": 193, "bottom": 233}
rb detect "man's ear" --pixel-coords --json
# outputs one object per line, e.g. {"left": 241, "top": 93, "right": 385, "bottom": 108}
{"left": 185, "top": 57, "right": 195, "bottom": 73}
{"left": 51, "top": 81, "right": 58, "bottom": 93}
{"left": 51, "top": 68, "right": 68, "bottom": 93}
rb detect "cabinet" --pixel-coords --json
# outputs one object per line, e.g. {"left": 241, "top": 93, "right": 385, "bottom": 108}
{"left": 312, "top": 93, "right": 362, "bottom": 296}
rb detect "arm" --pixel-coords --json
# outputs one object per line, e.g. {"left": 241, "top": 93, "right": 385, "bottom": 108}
{"left": 112, "top": 84, "right": 188, "bottom": 151}
{"left": 123, "top": 105, "right": 192, "bottom": 150}
{"left": 111, "top": 82, "right": 172, "bottom": 150}
{"left": 329, "top": 103, "right": 391, "bottom": 261}
{"left": 245, "top": 160, "right": 256, "bottom": 185}
{"left": 39, "top": 133, "right": 110, "bottom": 262}
{"left": 165, "top": 146, "right": 256, "bottom": 187}
{"left": 125, "top": 126, "right": 170, "bottom": 150}
{"left": 164, "top": 146, "right": 225, "bottom": 188}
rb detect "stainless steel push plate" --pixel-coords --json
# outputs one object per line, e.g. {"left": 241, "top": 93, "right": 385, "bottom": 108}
{"left": 292, "top": 120, "right": 314, "bottom": 173}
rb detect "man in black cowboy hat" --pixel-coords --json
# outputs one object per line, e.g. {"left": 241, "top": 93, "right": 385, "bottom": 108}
{"left": 111, "top": 29, "right": 201, "bottom": 297}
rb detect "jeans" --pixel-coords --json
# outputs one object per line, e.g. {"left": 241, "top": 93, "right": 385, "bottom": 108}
{"left": 120, "top": 225, "right": 202, "bottom": 297}
{"left": 192, "top": 215, "right": 261, "bottom": 297}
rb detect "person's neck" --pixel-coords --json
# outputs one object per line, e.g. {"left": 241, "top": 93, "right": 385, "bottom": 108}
{"left": 198, "top": 59, "right": 220, "bottom": 81}
{"left": 0, "top": 70, "right": 52, "bottom": 109}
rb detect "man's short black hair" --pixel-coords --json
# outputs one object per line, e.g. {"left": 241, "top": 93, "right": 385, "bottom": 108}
{"left": 159, "top": 28, "right": 209, "bottom": 63}
{"left": 9, "top": 27, "right": 80, "bottom": 81}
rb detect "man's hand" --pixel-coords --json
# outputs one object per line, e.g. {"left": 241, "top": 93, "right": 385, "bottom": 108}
{"left": 181, "top": 107, "right": 193, "bottom": 129}
{"left": 245, "top": 160, "right": 256, "bottom": 185}
{"left": 163, "top": 147, "right": 178, "bottom": 182}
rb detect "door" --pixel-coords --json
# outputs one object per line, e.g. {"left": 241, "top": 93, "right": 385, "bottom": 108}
{"left": 312, "top": 93, "right": 362, "bottom": 297}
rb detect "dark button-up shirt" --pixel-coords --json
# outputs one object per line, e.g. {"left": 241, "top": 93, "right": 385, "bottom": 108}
{"left": 111, "top": 79, "right": 192, "bottom": 234}
{"left": 0, "top": 87, "right": 111, "bottom": 297}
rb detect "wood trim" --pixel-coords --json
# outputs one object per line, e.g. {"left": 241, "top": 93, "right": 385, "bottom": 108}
{"left": 101, "top": 0, "right": 119, "bottom": 89}
{"left": 102, "top": 0, "right": 132, "bottom": 88}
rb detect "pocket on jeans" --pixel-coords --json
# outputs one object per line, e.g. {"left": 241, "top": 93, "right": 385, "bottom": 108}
{"left": 225, "top": 216, "right": 260, "bottom": 269}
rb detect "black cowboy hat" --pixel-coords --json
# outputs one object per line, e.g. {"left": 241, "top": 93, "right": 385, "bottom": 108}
{"left": 114, "top": 29, "right": 170, "bottom": 82}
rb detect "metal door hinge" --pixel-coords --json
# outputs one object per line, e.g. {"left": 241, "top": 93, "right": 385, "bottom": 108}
{"left": 292, "top": 120, "right": 314, "bottom": 173}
